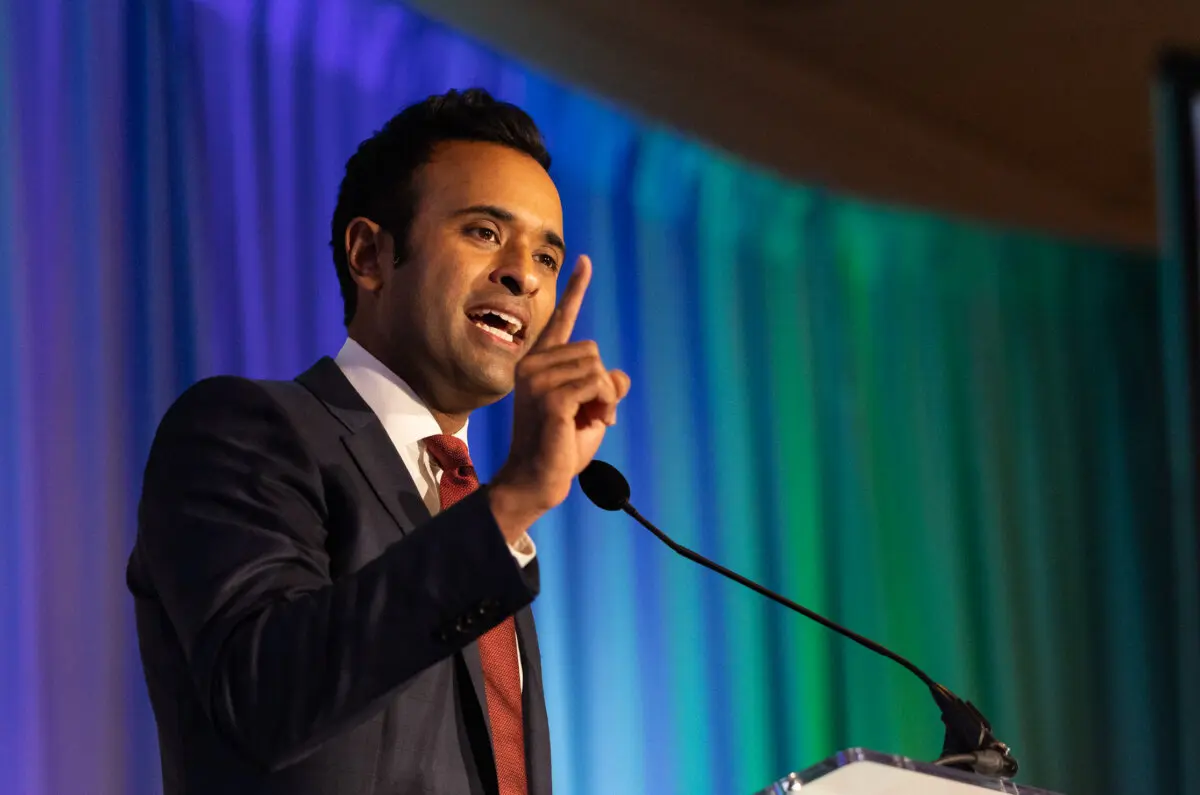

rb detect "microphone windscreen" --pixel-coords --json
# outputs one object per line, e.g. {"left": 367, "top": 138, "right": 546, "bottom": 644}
{"left": 578, "top": 460, "right": 631, "bottom": 511}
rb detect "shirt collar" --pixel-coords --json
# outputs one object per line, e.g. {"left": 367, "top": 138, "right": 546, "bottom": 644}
{"left": 333, "top": 338, "right": 469, "bottom": 450}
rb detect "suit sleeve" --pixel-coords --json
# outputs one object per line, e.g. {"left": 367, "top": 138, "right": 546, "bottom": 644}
{"left": 132, "top": 376, "right": 537, "bottom": 771}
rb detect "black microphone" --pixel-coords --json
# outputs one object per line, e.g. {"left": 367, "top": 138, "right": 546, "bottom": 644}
{"left": 578, "top": 459, "right": 1018, "bottom": 779}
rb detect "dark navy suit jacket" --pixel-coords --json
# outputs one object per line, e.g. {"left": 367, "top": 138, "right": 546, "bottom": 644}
{"left": 127, "top": 357, "right": 552, "bottom": 795}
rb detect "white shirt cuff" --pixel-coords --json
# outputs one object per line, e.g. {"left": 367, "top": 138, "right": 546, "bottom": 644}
{"left": 508, "top": 533, "right": 536, "bottom": 568}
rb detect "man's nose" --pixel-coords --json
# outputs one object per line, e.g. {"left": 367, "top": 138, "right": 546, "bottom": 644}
{"left": 490, "top": 244, "right": 540, "bottom": 296}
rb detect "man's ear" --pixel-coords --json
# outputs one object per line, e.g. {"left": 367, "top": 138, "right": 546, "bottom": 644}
{"left": 344, "top": 217, "right": 392, "bottom": 292}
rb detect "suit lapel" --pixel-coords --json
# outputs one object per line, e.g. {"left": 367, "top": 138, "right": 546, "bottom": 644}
{"left": 296, "top": 357, "right": 429, "bottom": 535}
{"left": 297, "top": 356, "right": 497, "bottom": 766}
{"left": 462, "top": 640, "right": 490, "bottom": 735}
{"left": 516, "top": 603, "right": 551, "bottom": 795}
{"left": 515, "top": 605, "right": 543, "bottom": 696}
{"left": 341, "top": 429, "right": 429, "bottom": 535}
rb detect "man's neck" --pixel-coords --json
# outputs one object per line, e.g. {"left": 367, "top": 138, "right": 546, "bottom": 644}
{"left": 347, "top": 332, "right": 470, "bottom": 436}
{"left": 428, "top": 407, "right": 469, "bottom": 436}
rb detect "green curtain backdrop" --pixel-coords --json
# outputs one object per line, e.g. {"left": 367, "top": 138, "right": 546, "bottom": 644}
{"left": 0, "top": 1, "right": 1197, "bottom": 793}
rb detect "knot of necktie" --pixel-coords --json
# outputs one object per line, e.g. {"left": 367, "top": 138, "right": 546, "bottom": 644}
{"left": 423, "top": 434, "right": 477, "bottom": 493}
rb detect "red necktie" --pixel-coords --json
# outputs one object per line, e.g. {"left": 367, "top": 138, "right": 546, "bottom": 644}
{"left": 423, "top": 434, "right": 528, "bottom": 795}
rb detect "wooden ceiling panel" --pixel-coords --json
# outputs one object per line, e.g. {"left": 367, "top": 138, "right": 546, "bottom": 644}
{"left": 402, "top": 0, "right": 1200, "bottom": 248}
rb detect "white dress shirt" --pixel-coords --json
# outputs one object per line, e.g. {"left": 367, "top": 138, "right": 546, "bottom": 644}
{"left": 334, "top": 338, "right": 531, "bottom": 685}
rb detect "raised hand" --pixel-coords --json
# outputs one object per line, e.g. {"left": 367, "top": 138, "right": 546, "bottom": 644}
{"left": 488, "top": 255, "right": 631, "bottom": 539}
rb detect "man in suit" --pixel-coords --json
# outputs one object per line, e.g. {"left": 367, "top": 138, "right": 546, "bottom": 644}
{"left": 126, "top": 88, "right": 630, "bottom": 795}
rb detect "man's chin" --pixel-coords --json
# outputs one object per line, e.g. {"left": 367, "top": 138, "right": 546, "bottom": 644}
{"left": 454, "top": 366, "right": 514, "bottom": 406}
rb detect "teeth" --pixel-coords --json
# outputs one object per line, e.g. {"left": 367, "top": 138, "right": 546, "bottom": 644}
{"left": 472, "top": 319, "right": 514, "bottom": 343}
{"left": 491, "top": 310, "right": 523, "bottom": 331}
{"left": 470, "top": 308, "right": 524, "bottom": 334}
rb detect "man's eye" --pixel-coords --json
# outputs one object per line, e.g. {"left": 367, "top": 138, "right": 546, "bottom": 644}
{"left": 469, "top": 227, "right": 498, "bottom": 242}
{"left": 537, "top": 254, "right": 560, "bottom": 273}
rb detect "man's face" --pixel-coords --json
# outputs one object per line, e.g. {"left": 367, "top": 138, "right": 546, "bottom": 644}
{"left": 362, "top": 141, "right": 564, "bottom": 413}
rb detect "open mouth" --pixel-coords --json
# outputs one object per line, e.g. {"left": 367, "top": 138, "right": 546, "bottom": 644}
{"left": 466, "top": 308, "right": 526, "bottom": 345}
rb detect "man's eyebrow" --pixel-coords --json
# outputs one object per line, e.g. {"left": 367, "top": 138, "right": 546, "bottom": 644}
{"left": 453, "top": 204, "right": 515, "bottom": 223}
{"left": 452, "top": 204, "right": 565, "bottom": 253}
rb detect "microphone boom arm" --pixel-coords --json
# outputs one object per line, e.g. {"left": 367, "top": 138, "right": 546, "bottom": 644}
{"left": 614, "top": 498, "right": 1019, "bottom": 778}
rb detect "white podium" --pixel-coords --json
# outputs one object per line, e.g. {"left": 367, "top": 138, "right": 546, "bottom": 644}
{"left": 756, "top": 749, "right": 1063, "bottom": 794}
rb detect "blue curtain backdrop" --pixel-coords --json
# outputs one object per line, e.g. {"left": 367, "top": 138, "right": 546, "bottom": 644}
{"left": 1, "top": 1, "right": 1198, "bottom": 794}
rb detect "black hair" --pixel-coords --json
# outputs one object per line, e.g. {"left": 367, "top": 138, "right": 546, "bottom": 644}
{"left": 330, "top": 88, "right": 552, "bottom": 325}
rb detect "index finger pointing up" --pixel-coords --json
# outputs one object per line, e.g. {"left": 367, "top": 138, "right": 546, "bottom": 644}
{"left": 534, "top": 254, "right": 591, "bottom": 350}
